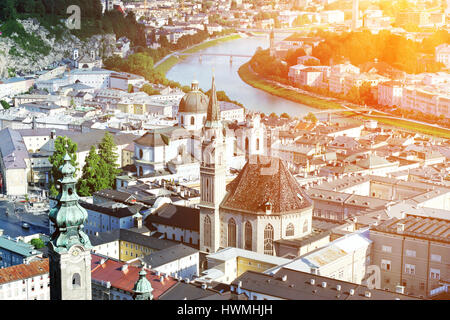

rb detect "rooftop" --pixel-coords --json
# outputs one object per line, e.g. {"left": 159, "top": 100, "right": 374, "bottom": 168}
{"left": 0, "top": 259, "right": 48, "bottom": 285}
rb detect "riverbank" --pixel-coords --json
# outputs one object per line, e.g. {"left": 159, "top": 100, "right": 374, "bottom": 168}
{"left": 155, "top": 34, "right": 242, "bottom": 76}
{"left": 238, "top": 62, "right": 450, "bottom": 139}
{"left": 237, "top": 62, "right": 346, "bottom": 112}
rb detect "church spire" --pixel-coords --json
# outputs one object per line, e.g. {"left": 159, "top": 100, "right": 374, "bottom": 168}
{"left": 205, "top": 74, "right": 221, "bottom": 128}
{"left": 48, "top": 146, "right": 91, "bottom": 253}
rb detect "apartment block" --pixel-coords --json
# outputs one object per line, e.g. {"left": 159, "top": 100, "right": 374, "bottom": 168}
{"left": 370, "top": 215, "right": 449, "bottom": 298}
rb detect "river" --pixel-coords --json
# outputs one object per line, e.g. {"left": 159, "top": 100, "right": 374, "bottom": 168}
{"left": 166, "top": 34, "right": 325, "bottom": 119}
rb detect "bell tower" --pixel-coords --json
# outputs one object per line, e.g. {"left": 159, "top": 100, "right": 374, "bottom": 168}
{"left": 48, "top": 149, "right": 92, "bottom": 300}
{"left": 199, "top": 75, "right": 227, "bottom": 253}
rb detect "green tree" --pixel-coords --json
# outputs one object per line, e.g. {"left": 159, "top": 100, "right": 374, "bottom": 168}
{"left": 304, "top": 112, "right": 318, "bottom": 123}
{"left": 0, "top": 100, "right": 11, "bottom": 110}
{"left": 140, "top": 84, "right": 160, "bottom": 96}
{"left": 29, "top": 238, "right": 45, "bottom": 249}
{"left": 77, "top": 146, "right": 107, "bottom": 196}
{"left": 49, "top": 136, "right": 78, "bottom": 197}
{"left": 97, "top": 132, "right": 120, "bottom": 189}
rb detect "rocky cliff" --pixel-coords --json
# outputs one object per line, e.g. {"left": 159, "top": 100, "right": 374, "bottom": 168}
{"left": 0, "top": 18, "right": 117, "bottom": 78}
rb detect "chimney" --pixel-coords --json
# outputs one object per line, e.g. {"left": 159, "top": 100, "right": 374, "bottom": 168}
{"left": 336, "top": 285, "right": 341, "bottom": 291}
{"left": 281, "top": 275, "right": 287, "bottom": 282}
{"left": 349, "top": 289, "right": 355, "bottom": 296}
{"left": 238, "top": 281, "right": 242, "bottom": 288}
{"left": 265, "top": 201, "right": 272, "bottom": 215}
{"left": 121, "top": 264, "right": 128, "bottom": 272}
{"left": 395, "top": 285, "right": 405, "bottom": 294}
{"left": 135, "top": 216, "right": 142, "bottom": 229}
{"left": 365, "top": 291, "right": 372, "bottom": 298}
{"left": 397, "top": 223, "right": 405, "bottom": 233}
{"left": 0, "top": 229, "right": 3, "bottom": 236}
{"left": 100, "top": 258, "right": 106, "bottom": 265}
{"left": 310, "top": 279, "right": 315, "bottom": 285}
{"left": 322, "top": 282, "right": 327, "bottom": 288}
{"left": 201, "top": 283, "right": 207, "bottom": 290}
{"left": 160, "top": 276, "right": 164, "bottom": 284}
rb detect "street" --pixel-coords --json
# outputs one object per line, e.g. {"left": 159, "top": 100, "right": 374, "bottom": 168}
{"left": 0, "top": 200, "right": 50, "bottom": 238}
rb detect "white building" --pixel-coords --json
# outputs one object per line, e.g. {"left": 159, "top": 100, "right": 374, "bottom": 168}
{"left": 0, "top": 259, "right": 50, "bottom": 300}
{"left": 378, "top": 81, "right": 404, "bottom": 107}
{"left": 435, "top": 44, "right": 450, "bottom": 68}
{"left": 268, "top": 230, "right": 372, "bottom": 285}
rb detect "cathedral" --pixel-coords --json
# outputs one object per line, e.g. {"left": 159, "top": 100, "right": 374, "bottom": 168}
{"left": 198, "top": 77, "right": 314, "bottom": 257}
{"left": 133, "top": 77, "right": 265, "bottom": 180}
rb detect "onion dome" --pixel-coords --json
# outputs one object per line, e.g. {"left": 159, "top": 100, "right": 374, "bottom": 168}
{"left": 133, "top": 267, "right": 153, "bottom": 300}
{"left": 48, "top": 149, "right": 91, "bottom": 252}
{"left": 178, "top": 80, "right": 208, "bottom": 114}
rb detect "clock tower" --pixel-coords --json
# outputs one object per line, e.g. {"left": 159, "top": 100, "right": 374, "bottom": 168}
{"left": 48, "top": 150, "right": 92, "bottom": 300}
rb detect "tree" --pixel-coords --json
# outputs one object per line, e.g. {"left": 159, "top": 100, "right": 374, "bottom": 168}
{"left": 29, "top": 238, "right": 45, "bottom": 249}
{"left": 128, "top": 84, "right": 133, "bottom": 93}
{"left": 140, "top": 84, "right": 160, "bottom": 96}
{"left": 77, "top": 146, "right": 108, "bottom": 196}
{"left": 280, "top": 112, "right": 290, "bottom": 119}
{"left": 49, "top": 136, "right": 78, "bottom": 197}
{"left": 304, "top": 112, "right": 318, "bottom": 123}
{"left": 0, "top": 100, "right": 11, "bottom": 110}
{"left": 97, "top": 132, "right": 120, "bottom": 189}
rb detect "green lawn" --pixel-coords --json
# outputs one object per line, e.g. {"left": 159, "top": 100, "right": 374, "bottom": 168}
{"left": 155, "top": 55, "right": 186, "bottom": 75}
{"left": 238, "top": 62, "right": 450, "bottom": 139}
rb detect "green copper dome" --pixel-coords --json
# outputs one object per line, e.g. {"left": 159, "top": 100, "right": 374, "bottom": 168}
{"left": 48, "top": 150, "right": 91, "bottom": 253}
{"left": 133, "top": 267, "right": 153, "bottom": 300}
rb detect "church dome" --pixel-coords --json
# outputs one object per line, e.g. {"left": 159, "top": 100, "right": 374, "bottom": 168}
{"left": 178, "top": 80, "right": 208, "bottom": 114}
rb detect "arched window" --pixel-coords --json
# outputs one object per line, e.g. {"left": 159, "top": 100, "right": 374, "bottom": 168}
{"left": 72, "top": 273, "right": 81, "bottom": 288}
{"left": 286, "top": 223, "right": 294, "bottom": 237}
{"left": 204, "top": 216, "right": 211, "bottom": 247}
{"left": 228, "top": 218, "right": 237, "bottom": 247}
{"left": 181, "top": 115, "right": 184, "bottom": 125}
{"left": 191, "top": 116, "right": 195, "bottom": 125}
{"left": 264, "top": 224, "right": 274, "bottom": 256}
{"left": 303, "top": 220, "right": 309, "bottom": 234}
{"left": 139, "top": 149, "right": 143, "bottom": 159}
{"left": 245, "top": 221, "right": 252, "bottom": 251}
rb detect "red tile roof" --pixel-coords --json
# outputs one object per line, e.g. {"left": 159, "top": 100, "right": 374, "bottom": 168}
{"left": 0, "top": 259, "right": 48, "bottom": 285}
{"left": 91, "top": 254, "right": 177, "bottom": 299}
{"left": 222, "top": 155, "right": 312, "bottom": 214}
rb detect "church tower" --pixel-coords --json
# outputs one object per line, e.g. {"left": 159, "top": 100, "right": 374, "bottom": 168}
{"left": 199, "top": 75, "right": 227, "bottom": 253}
{"left": 48, "top": 150, "right": 92, "bottom": 300}
{"left": 269, "top": 29, "right": 275, "bottom": 57}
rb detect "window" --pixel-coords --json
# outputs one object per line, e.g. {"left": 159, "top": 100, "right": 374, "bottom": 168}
{"left": 72, "top": 274, "right": 81, "bottom": 288}
{"left": 190, "top": 116, "right": 195, "bottom": 125}
{"left": 227, "top": 218, "right": 237, "bottom": 247}
{"left": 139, "top": 149, "right": 143, "bottom": 159}
{"left": 382, "top": 245, "right": 392, "bottom": 253}
{"left": 286, "top": 223, "right": 294, "bottom": 237}
{"left": 264, "top": 224, "right": 274, "bottom": 256}
{"left": 406, "top": 250, "right": 416, "bottom": 257}
{"left": 430, "top": 269, "right": 440, "bottom": 280}
{"left": 204, "top": 216, "right": 211, "bottom": 247}
{"left": 405, "top": 264, "right": 415, "bottom": 275}
{"left": 256, "top": 138, "right": 260, "bottom": 151}
{"left": 244, "top": 221, "right": 252, "bottom": 251}
{"left": 381, "top": 259, "right": 391, "bottom": 271}
{"left": 303, "top": 220, "right": 308, "bottom": 234}
{"left": 431, "top": 254, "right": 441, "bottom": 262}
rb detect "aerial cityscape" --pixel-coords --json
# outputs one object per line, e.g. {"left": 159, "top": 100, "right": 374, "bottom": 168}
{"left": 0, "top": 0, "right": 449, "bottom": 307}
